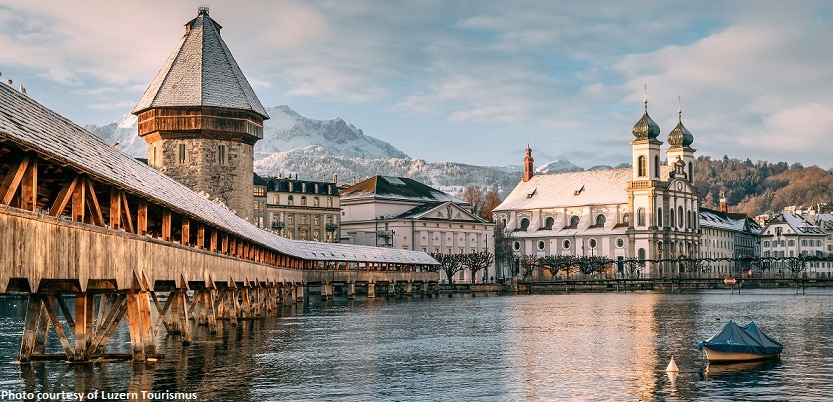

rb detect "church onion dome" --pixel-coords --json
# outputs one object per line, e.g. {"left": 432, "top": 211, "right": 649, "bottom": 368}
{"left": 632, "top": 100, "right": 661, "bottom": 141}
{"left": 667, "top": 108, "right": 694, "bottom": 148}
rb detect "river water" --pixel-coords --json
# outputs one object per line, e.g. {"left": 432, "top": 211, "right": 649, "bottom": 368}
{"left": 1, "top": 288, "right": 832, "bottom": 401}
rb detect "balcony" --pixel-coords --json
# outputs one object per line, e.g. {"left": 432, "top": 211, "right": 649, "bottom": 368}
{"left": 272, "top": 221, "right": 285, "bottom": 229}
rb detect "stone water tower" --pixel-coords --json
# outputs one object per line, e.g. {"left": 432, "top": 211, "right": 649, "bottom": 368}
{"left": 132, "top": 7, "right": 269, "bottom": 221}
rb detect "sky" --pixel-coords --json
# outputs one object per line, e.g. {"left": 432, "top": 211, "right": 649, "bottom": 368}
{"left": 1, "top": 1, "right": 832, "bottom": 170}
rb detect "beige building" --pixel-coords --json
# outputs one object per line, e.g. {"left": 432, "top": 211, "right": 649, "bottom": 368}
{"left": 262, "top": 177, "right": 340, "bottom": 242}
{"left": 340, "top": 176, "right": 495, "bottom": 283}
{"left": 698, "top": 206, "right": 761, "bottom": 275}
{"left": 760, "top": 212, "right": 828, "bottom": 276}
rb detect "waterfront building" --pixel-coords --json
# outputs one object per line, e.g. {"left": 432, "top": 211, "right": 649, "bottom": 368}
{"left": 759, "top": 212, "right": 828, "bottom": 276}
{"left": 340, "top": 176, "right": 496, "bottom": 283}
{"left": 253, "top": 173, "right": 268, "bottom": 229}
{"left": 132, "top": 7, "right": 268, "bottom": 221}
{"left": 493, "top": 98, "right": 701, "bottom": 278}
{"left": 262, "top": 176, "right": 341, "bottom": 242}
{"left": 698, "top": 205, "right": 761, "bottom": 275}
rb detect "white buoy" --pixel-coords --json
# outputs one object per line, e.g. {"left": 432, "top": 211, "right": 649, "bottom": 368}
{"left": 665, "top": 356, "right": 679, "bottom": 372}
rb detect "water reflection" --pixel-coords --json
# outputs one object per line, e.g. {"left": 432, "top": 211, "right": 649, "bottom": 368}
{"left": 1, "top": 290, "right": 833, "bottom": 401}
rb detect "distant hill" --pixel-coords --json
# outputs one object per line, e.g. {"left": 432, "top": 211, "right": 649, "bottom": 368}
{"left": 695, "top": 155, "right": 833, "bottom": 216}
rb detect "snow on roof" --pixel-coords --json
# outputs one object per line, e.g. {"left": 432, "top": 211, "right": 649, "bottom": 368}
{"left": 699, "top": 208, "right": 760, "bottom": 234}
{"left": 494, "top": 168, "right": 633, "bottom": 211}
{"left": 764, "top": 212, "right": 825, "bottom": 236}
{"left": 0, "top": 83, "right": 436, "bottom": 265}
{"left": 341, "top": 176, "right": 466, "bottom": 205}
{"left": 132, "top": 9, "right": 269, "bottom": 119}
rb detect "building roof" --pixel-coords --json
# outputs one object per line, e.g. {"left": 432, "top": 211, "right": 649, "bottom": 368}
{"left": 0, "top": 83, "right": 435, "bottom": 265}
{"left": 132, "top": 7, "right": 269, "bottom": 119}
{"left": 395, "top": 201, "right": 488, "bottom": 223}
{"left": 763, "top": 212, "right": 826, "bottom": 236}
{"left": 494, "top": 168, "right": 634, "bottom": 212}
{"left": 267, "top": 177, "right": 339, "bottom": 196}
{"left": 699, "top": 207, "right": 761, "bottom": 234}
{"left": 341, "top": 176, "right": 466, "bottom": 204}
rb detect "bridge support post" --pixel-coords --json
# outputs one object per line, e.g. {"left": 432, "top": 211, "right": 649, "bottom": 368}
{"left": 403, "top": 282, "right": 412, "bottom": 297}
{"left": 347, "top": 282, "right": 356, "bottom": 299}
{"left": 126, "top": 290, "right": 158, "bottom": 361}
{"left": 73, "top": 292, "right": 94, "bottom": 361}
{"left": 320, "top": 283, "right": 332, "bottom": 301}
{"left": 165, "top": 288, "right": 192, "bottom": 344}
{"left": 295, "top": 284, "right": 305, "bottom": 302}
{"left": 367, "top": 282, "right": 376, "bottom": 298}
{"left": 18, "top": 294, "right": 44, "bottom": 363}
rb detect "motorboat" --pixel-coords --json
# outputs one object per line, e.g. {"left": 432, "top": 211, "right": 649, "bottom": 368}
{"left": 698, "top": 320, "right": 783, "bottom": 363}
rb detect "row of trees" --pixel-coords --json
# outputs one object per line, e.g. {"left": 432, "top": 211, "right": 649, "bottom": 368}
{"left": 512, "top": 254, "right": 828, "bottom": 280}
{"left": 430, "top": 251, "right": 495, "bottom": 284}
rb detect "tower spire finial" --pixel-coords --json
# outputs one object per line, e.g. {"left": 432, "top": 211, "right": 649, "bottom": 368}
{"left": 677, "top": 95, "right": 682, "bottom": 121}
{"left": 643, "top": 83, "right": 648, "bottom": 111}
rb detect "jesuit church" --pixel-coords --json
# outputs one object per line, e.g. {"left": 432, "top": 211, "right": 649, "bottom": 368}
{"left": 493, "top": 97, "right": 700, "bottom": 278}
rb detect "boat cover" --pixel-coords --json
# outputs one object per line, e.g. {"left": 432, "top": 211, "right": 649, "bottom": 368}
{"left": 698, "top": 320, "right": 783, "bottom": 355}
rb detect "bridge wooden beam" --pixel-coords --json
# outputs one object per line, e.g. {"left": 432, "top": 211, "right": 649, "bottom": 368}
{"left": 121, "top": 191, "right": 135, "bottom": 233}
{"left": 162, "top": 208, "right": 171, "bottom": 241}
{"left": 71, "top": 176, "right": 86, "bottom": 222}
{"left": 48, "top": 175, "right": 79, "bottom": 217}
{"left": 0, "top": 154, "right": 34, "bottom": 207}
{"left": 181, "top": 216, "right": 190, "bottom": 246}
{"left": 84, "top": 178, "right": 104, "bottom": 227}
{"left": 109, "top": 188, "right": 122, "bottom": 230}
{"left": 137, "top": 200, "right": 148, "bottom": 235}
{"left": 20, "top": 158, "right": 37, "bottom": 211}
{"left": 197, "top": 224, "right": 205, "bottom": 249}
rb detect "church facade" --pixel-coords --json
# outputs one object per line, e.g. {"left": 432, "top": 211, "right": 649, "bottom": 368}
{"left": 493, "top": 99, "right": 701, "bottom": 278}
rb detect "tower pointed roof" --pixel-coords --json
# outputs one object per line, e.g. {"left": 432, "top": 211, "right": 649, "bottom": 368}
{"left": 132, "top": 7, "right": 269, "bottom": 119}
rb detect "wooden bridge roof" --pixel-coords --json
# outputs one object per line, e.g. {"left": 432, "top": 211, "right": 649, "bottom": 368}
{"left": 0, "top": 83, "right": 437, "bottom": 265}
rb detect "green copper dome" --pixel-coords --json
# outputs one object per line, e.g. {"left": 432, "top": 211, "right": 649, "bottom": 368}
{"left": 632, "top": 108, "right": 660, "bottom": 140}
{"left": 667, "top": 109, "right": 694, "bottom": 148}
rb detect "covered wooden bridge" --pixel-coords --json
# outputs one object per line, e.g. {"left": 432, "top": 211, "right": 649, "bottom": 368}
{"left": 0, "top": 83, "right": 439, "bottom": 363}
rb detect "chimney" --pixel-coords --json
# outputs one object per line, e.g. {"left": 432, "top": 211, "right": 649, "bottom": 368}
{"left": 523, "top": 145, "right": 534, "bottom": 182}
{"left": 719, "top": 191, "right": 728, "bottom": 213}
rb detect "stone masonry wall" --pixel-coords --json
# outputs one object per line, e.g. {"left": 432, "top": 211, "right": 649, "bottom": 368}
{"left": 149, "top": 138, "right": 254, "bottom": 221}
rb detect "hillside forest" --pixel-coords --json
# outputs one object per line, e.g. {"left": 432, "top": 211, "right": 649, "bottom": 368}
{"left": 690, "top": 155, "right": 833, "bottom": 216}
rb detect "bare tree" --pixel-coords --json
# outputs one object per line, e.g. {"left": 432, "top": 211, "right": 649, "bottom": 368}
{"left": 461, "top": 185, "right": 483, "bottom": 216}
{"left": 519, "top": 255, "right": 537, "bottom": 280}
{"left": 493, "top": 221, "right": 515, "bottom": 280}
{"left": 461, "top": 251, "right": 495, "bottom": 283}
{"left": 432, "top": 253, "right": 466, "bottom": 284}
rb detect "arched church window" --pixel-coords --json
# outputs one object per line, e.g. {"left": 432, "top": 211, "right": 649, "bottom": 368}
{"left": 637, "top": 156, "right": 647, "bottom": 177}
{"left": 670, "top": 209, "right": 675, "bottom": 228}
{"left": 595, "top": 214, "right": 606, "bottom": 226}
{"left": 544, "top": 217, "right": 554, "bottom": 228}
{"left": 654, "top": 155, "right": 660, "bottom": 178}
{"left": 657, "top": 208, "right": 663, "bottom": 227}
{"left": 638, "top": 248, "right": 646, "bottom": 262}
{"left": 520, "top": 218, "right": 530, "bottom": 230}
{"left": 678, "top": 206, "right": 683, "bottom": 228}
{"left": 688, "top": 162, "right": 693, "bottom": 181}
{"left": 287, "top": 195, "right": 294, "bottom": 206}
{"left": 570, "top": 215, "right": 580, "bottom": 227}
{"left": 622, "top": 213, "right": 630, "bottom": 225}
{"left": 637, "top": 208, "right": 646, "bottom": 226}
{"left": 301, "top": 196, "right": 307, "bottom": 206}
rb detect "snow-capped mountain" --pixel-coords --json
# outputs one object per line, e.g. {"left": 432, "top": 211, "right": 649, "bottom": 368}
{"left": 535, "top": 160, "right": 583, "bottom": 174}
{"left": 86, "top": 105, "right": 599, "bottom": 197}
{"left": 257, "top": 105, "right": 407, "bottom": 160}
